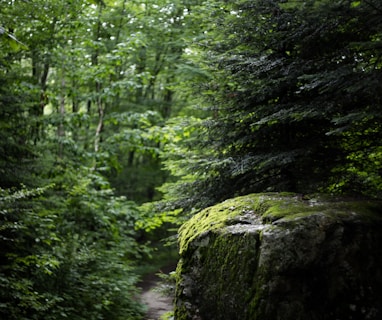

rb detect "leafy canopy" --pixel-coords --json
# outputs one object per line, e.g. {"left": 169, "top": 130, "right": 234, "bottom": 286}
{"left": 160, "top": 0, "right": 382, "bottom": 213}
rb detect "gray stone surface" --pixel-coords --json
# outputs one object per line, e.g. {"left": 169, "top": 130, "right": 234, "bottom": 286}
{"left": 175, "top": 193, "right": 382, "bottom": 320}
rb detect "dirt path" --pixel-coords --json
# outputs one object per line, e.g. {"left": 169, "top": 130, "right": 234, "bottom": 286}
{"left": 139, "top": 265, "right": 176, "bottom": 320}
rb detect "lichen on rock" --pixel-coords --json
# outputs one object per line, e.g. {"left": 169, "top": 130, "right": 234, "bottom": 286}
{"left": 175, "top": 193, "right": 382, "bottom": 320}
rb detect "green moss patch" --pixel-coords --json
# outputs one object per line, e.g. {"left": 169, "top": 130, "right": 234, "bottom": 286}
{"left": 178, "top": 193, "right": 382, "bottom": 256}
{"left": 176, "top": 193, "right": 382, "bottom": 320}
{"left": 179, "top": 194, "right": 261, "bottom": 255}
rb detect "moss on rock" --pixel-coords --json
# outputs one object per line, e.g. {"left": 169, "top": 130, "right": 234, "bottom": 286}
{"left": 175, "top": 193, "right": 382, "bottom": 320}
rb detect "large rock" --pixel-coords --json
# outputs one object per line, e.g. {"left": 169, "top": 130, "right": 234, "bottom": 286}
{"left": 174, "top": 193, "right": 382, "bottom": 320}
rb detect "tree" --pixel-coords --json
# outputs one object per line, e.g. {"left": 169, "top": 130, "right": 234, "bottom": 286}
{"left": 0, "top": 2, "right": 149, "bottom": 318}
{"left": 161, "top": 0, "right": 382, "bottom": 213}
{"left": 102, "top": 0, "right": 200, "bottom": 203}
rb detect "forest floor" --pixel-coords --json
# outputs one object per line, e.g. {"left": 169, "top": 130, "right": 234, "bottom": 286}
{"left": 139, "top": 264, "right": 176, "bottom": 320}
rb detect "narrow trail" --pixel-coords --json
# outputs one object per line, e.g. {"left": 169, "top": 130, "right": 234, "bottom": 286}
{"left": 139, "top": 265, "right": 176, "bottom": 320}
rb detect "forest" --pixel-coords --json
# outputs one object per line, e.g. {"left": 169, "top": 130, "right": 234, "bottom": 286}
{"left": 1, "top": 0, "right": 381, "bottom": 319}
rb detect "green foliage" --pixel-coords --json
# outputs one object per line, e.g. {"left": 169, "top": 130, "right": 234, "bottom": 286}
{"left": 328, "top": 126, "right": 382, "bottom": 198}
{"left": 0, "top": 1, "right": 161, "bottom": 317}
{"left": 0, "top": 167, "right": 146, "bottom": 319}
{"left": 0, "top": 71, "right": 39, "bottom": 188}
{"left": 0, "top": 0, "right": 213, "bottom": 315}
{"left": 160, "top": 0, "right": 382, "bottom": 214}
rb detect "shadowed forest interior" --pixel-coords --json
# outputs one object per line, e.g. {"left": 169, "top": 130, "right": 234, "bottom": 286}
{"left": 0, "top": 0, "right": 381, "bottom": 319}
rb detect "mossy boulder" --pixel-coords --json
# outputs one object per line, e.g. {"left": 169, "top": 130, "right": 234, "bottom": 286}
{"left": 174, "top": 193, "right": 382, "bottom": 320}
